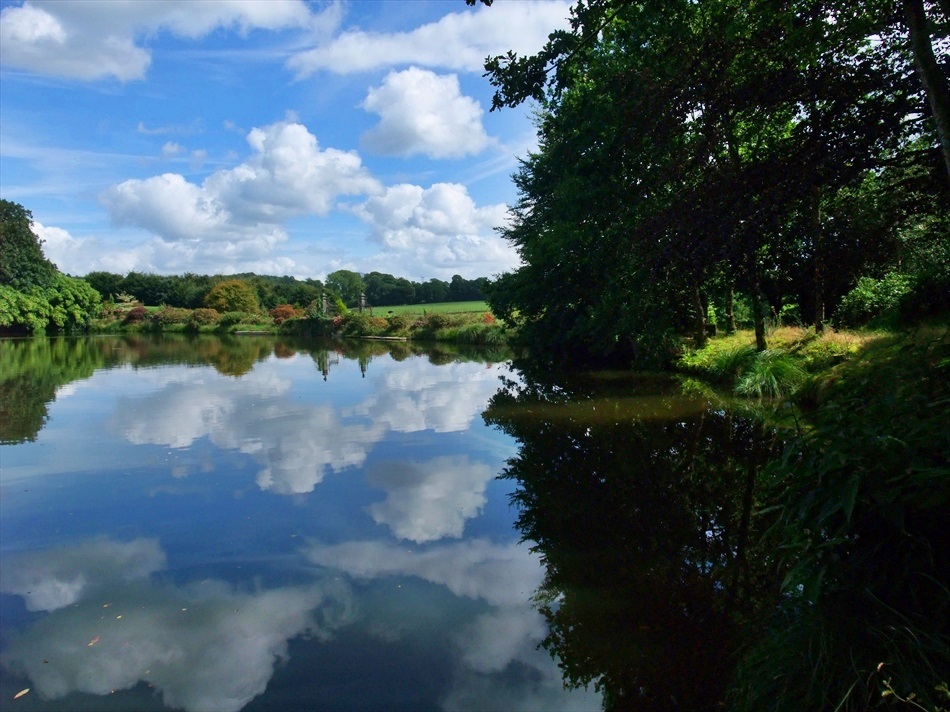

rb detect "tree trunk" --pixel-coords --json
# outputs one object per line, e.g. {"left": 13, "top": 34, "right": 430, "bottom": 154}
{"left": 751, "top": 268, "right": 767, "bottom": 351}
{"left": 692, "top": 284, "right": 707, "bottom": 348}
{"left": 904, "top": 0, "right": 950, "bottom": 180}
{"left": 811, "top": 190, "right": 825, "bottom": 334}
{"left": 725, "top": 285, "right": 736, "bottom": 334}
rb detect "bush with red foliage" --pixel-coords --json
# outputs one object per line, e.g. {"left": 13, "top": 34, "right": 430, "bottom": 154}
{"left": 269, "top": 304, "right": 304, "bottom": 324}
{"left": 123, "top": 306, "right": 149, "bottom": 324}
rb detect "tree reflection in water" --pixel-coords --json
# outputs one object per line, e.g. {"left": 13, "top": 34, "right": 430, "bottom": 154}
{"left": 484, "top": 370, "right": 785, "bottom": 710}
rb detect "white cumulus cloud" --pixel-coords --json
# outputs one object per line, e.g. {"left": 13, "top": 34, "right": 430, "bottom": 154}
{"left": 288, "top": 1, "right": 571, "bottom": 76}
{"left": 361, "top": 68, "right": 491, "bottom": 159}
{"left": 101, "top": 120, "right": 381, "bottom": 247}
{"left": 0, "top": 0, "right": 323, "bottom": 81}
{"left": 352, "top": 182, "right": 517, "bottom": 279}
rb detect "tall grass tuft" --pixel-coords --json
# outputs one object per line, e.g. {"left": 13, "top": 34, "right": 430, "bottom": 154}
{"left": 734, "top": 350, "right": 807, "bottom": 398}
{"left": 707, "top": 344, "right": 757, "bottom": 381}
{"left": 455, "top": 323, "right": 507, "bottom": 345}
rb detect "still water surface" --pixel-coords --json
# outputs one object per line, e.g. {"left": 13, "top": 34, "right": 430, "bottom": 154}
{"left": 0, "top": 335, "right": 603, "bottom": 711}
{"left": 2, "top": 335, "right": 774, "bottom": 710}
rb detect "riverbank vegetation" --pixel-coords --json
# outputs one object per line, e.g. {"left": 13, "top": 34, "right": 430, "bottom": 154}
{"left": 473, "top": 0, "right": 949, "bottom": 707}
{"left": 479, "top": 0, "right": 948, "bottom": 370}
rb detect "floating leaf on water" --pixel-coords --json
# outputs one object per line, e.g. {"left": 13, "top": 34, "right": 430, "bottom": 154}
{"left": 13, "top": 688, "right": 30, "bottom": 699}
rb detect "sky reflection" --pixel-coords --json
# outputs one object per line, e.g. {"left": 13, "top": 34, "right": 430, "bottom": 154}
{"left": 0, "top": 337, "right": 598, "bottom": 711}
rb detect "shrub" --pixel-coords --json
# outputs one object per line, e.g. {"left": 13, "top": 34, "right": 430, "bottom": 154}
{"left": 455, "top": 323, "right": 507, "bottom": 345}
{"left": 188, "top": 308, "right": 221, "bottom": 326}
{"left": 386, "top": 314, "right": 410, "bottom": 331}
{"left": 151, "top": 306, "right": 191, "bottom": 325}
{"left": 269, "top": 304, "right": 304, "bottom": 324}
{"left": 123, "top": 306, "right": 149, "bottom": 324}
{"left": 424, "top": 313, "right": 454, "bottom": 330}
{"left": 708, "top": 345, "right": 757, "bottom": 382}
{"left": 341, "top": 313, "right": 388, "bottom": 337}
{"left": 834, "top": 272, "right": 912, "bottom": 328}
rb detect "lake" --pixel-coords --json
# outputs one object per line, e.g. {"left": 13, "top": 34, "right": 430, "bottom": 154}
{"left": 0, "top": 335, "right": 780, "bottom": 710}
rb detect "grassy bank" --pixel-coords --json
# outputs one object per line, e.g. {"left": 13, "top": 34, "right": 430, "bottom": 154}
{"left": 677, "top": 326, "right": 889, "bottom": 398}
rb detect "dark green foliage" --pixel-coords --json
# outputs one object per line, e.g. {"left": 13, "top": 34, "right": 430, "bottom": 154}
{"left": 326, "top": 269, "right": 365, "bottom": 308}
{"left": 363, "top": 271, "right": 416, "bottom": 306}
{"left": 484, "top": 0, "right": 946, "bottom": 362}
{"left": 0, "top": 199, "right": 57, "bottom": 290}
{"left": 734, "top": 333, "right": 950, "bottom": 710}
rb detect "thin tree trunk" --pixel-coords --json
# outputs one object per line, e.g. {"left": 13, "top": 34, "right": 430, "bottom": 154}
{"left": 904, "top": 0, "right": 950, "bottom": 179}
{"left": 751, "top": 268, "right": 767, "bottom": 351}
{"left": 725, "top": 284, "right": 736, "bottom": 334}
{"left": 811, "top": 191, "right": 825, "bottom": 334}
{"left": 693, "top": 284, "right": 708, "bottom": 348}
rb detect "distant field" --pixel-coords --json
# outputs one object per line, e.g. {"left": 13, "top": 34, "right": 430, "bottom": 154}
{"left": 374, "top": 301, "right": 489, "bottom": 316}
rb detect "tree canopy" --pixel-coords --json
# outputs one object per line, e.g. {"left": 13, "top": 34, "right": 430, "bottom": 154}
{"left": 0, "top": 200, "right": 101, "bottom": 334}
{"left": 0, "top": 199, "right": 57, "bottom": 290}
{"left": 203, "top": 279, "right": 260, "bottom": 313}
{"left": 483, "top": 0, "right": 949, "bottom": 366}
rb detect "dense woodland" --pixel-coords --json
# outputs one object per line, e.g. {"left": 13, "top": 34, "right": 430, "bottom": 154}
{"left": 81, "top": 268, "right": 488, "bottom": 311}
{"left": 478, "top": 0, "right": 949, "bottom": 367}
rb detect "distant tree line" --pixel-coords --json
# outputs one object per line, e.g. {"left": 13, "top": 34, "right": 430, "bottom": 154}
{"left": 327, "top": 269, "right": 488, "bottom": 308}
{"left": 82, "top": 271, "right": 325, "bottom": 311}
{"left": 83, "top": 269, "right": 489, "bottom": 310}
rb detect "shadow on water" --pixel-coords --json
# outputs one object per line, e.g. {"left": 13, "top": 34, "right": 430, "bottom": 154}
{"left": 483, "top": 368, "right": 788, "bottom": 711}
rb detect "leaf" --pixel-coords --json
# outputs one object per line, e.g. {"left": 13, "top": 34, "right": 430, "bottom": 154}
{"left": 13, "top": 688, "right": 30, "bottom": 699}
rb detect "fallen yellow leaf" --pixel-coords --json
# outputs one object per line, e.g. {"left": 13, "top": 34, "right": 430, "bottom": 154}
{"left": 13, "top": 688, "right": 29, "bottom": 699}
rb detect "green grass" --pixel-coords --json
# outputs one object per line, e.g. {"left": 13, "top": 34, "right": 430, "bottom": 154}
{"left": 371, "top": 301, "right": 489, "bottom": 316}
{"left": 678, "top": 327, "right": 885, "bottom": 398}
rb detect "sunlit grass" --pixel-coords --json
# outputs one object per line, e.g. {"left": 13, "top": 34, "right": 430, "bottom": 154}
{"left": 679, "top": 328, "right": 889, "bottom": 398}
{"left": 373, "top": 301, "right": 489, "bottom": 316}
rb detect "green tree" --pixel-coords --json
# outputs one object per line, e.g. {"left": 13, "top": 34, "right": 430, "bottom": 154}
{"left": 0, "top": 199, "right": 57, "bottom": 290}
{"left": 483, "top": 0, "right": 936, "bottom": 362}
{"left": 326, "top": 269, "right": 365, "bottom": 308}
{"left": 0, "top": 201, "right": 101, "bottom": 334}
{"left": 203, "top": 279, "right": 259, "bottom": 313}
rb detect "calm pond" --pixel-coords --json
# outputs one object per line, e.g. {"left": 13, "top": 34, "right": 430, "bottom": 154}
{"left": 0, "top": 335, "right": 779, "bottom": 711}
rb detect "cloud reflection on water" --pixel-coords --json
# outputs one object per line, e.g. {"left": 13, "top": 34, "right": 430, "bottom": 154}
{"left": 0, "top": 538, "right": 354, "bottom": 712}
{"left": 109, "top": 356, "right": 507, "bottom": 498}
{"left": 305, "top": 537, "right": 601, "bottom": 711}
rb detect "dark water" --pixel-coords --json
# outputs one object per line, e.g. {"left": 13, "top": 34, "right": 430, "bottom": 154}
{"left": 0, "top": 335, "right": 781, "bottom": 711}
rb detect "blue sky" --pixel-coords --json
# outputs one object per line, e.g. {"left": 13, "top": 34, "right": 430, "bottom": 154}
{"left": 0, "top": 0, "right": 571, "bottom": 282}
